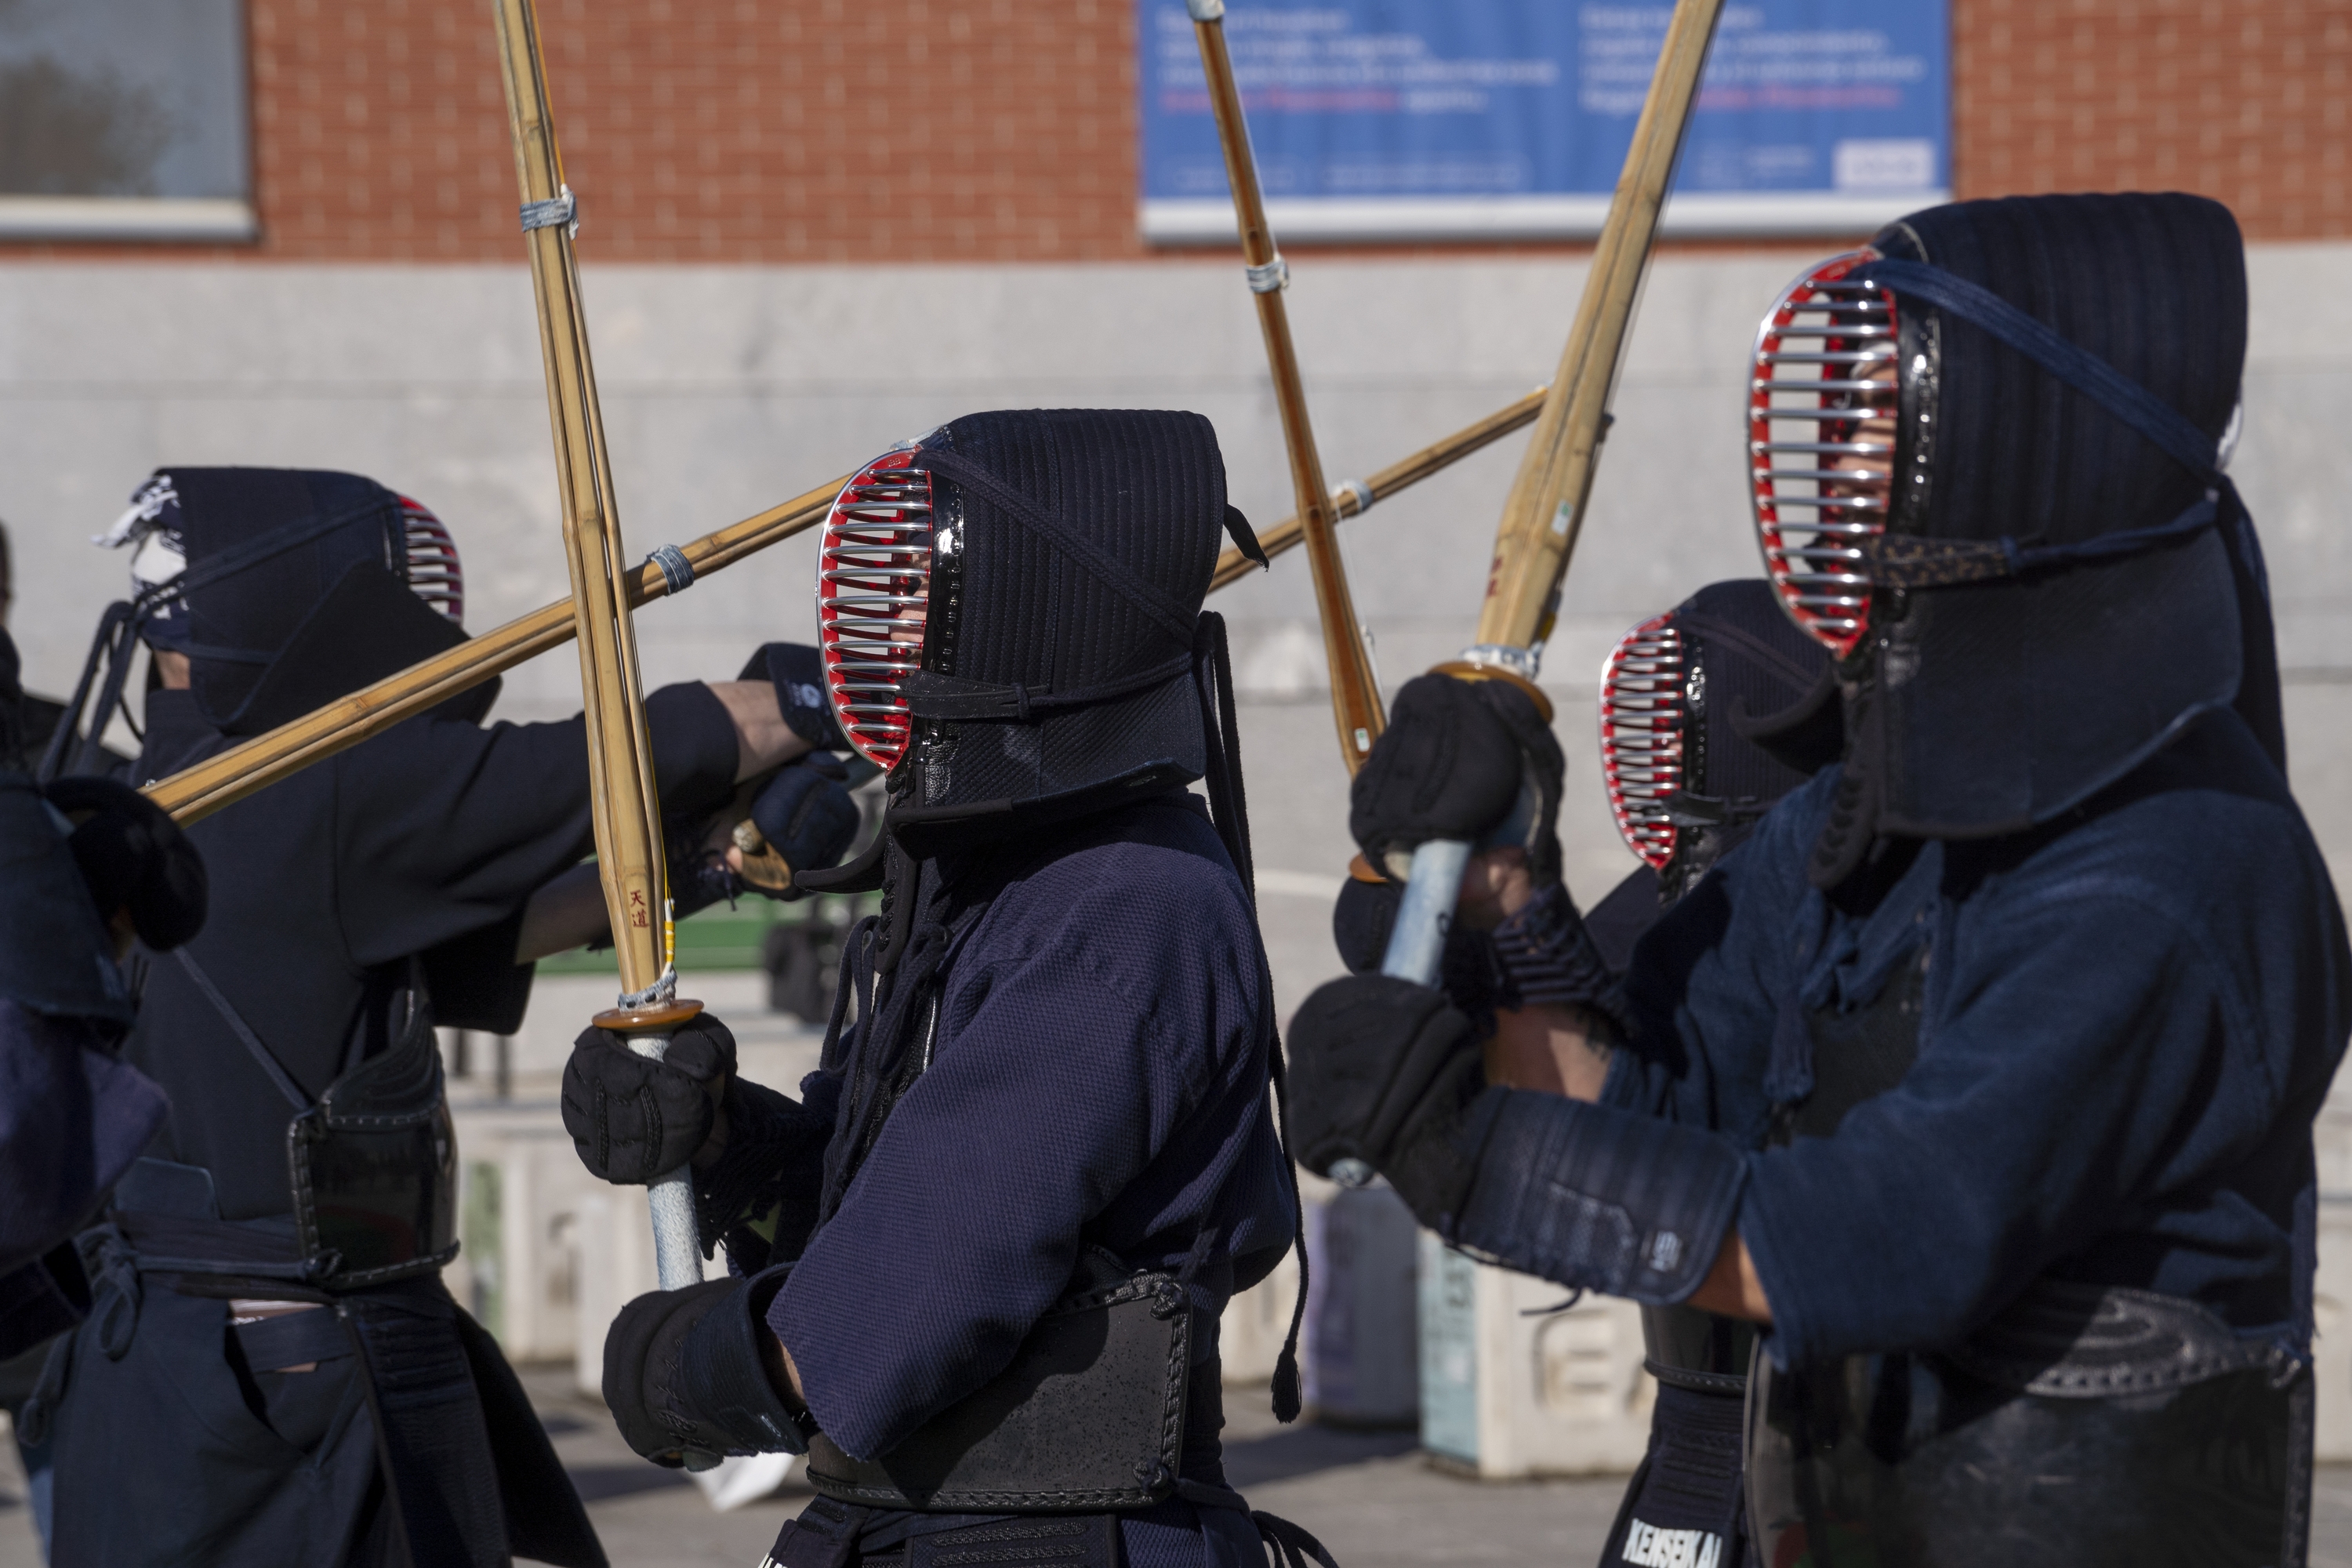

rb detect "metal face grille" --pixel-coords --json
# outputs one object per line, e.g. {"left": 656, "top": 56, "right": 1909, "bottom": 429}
{"left": 1750, "top": 250, "right": 1899, "bottom": 656}
{"left": 1598, "top": 612, "right": 1686, "bottom": 871}
{"left": 817, "top": 448, "right": 934, "bottom": 771}
{"left": 398, "top": 496, "right": 464, "bottom": 626}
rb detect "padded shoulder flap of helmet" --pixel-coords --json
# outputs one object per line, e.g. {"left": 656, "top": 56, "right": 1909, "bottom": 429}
{"left": 203, "top": 558, "right": 492, "bottom": 736}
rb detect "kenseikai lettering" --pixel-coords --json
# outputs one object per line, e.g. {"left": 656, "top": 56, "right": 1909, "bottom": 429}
{"left": 1621, "top": 1518, "right": 1723, "bottom": 1568}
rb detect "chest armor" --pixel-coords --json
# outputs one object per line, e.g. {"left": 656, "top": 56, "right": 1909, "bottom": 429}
{"left": 1744, "top": 945, "right": 2311, "bottom": 1568}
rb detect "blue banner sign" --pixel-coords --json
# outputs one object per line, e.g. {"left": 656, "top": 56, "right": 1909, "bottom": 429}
{"left": 1140, "top": 1, "right": 1948, "bottom": 241}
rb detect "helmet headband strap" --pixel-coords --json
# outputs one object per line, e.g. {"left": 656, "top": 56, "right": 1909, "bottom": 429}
{"left": 1841, "top": 258, "right": 2245, "bottom": 592}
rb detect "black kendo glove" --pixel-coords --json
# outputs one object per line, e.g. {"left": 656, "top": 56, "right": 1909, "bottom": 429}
{"left": 1285, "top": 975, "right": 1490, "bottom": 1232}
{"left": 1350, "top": 672, "right": 1564, "bottom": 882}
{"left": 563, "top": 1014, "right": 739, "bottom": 1184}
{"left": 42, "top": 776, "right": 208, "bottom": 951}
{"left": 1287, "top": 976, "right": 1745, "bottom": 1305}
{"left": 1331, "top": 875, "right": 1511, "bottom": 1036}
{"left": 666, "top": 757, "right": 862, "bottom": 916}
{"left": 691, "top": 1069, "right": 840, "bottom": 1269}
{"left": 735, "top": 756, "right": 862, "bottom": 898}
{"left": 742, "top": 643, "right": 848, "bottom": 753}
{"left": 604, "top": 1265, "right": 810, "bottom": 1465}
{"left": 1343, "top": 674, "right": 1624, "bottom": 1032}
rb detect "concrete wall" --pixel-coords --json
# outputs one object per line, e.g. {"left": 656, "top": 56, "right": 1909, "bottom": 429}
{"left": 5, "top": 244, "right": 2351, "bottom": 1026}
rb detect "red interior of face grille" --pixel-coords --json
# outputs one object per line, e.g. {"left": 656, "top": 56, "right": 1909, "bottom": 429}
{"left": 1749, "top": 249, "right": 1897, "bottom": 658}
{"left": 817, "top": 451, "right": 933, "bottom": 771}
{"left": 397, "top": 496, "right": 464, "bottom": 626}
{"left": 1598, "top": 612, "right": 1686, "bottom": 872}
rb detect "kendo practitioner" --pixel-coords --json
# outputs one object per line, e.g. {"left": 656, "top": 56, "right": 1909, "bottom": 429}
{"left": 562, "top": 410, "right": 1339, "bottom": 1568}
{"left": 1287, "top": 192, "right": 2347, "bottom": 1567}
{"left": 30, "top": 467, "right": 849, "bottom": 1568}
{"left": 1330, "top": 578, "right": 1833, "bottom": 1568}
{"left": 2, "top": 626, "right": 207, "bottom": 1546}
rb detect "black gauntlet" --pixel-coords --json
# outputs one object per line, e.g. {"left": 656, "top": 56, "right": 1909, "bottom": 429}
{"left": 1285, "top": 973, "right": 1743, "bottom": 1306}
{"left": 692, "top": 1070, "right": 840, "bottom": 1269}
{"left": 603, "top": 1265, "right": 810, "bottom": 1465}
{"left": 1349, "top": 672, "right": 1566, "bottom": 884}
{"left": 1284, "top": 975, "right": 1490, "bottom": 1230}
{"left": 561, "top": 1014, "right": 736, "bottom": 1185}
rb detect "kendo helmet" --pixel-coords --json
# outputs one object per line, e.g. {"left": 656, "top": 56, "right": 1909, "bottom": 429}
{"left": 814, "top": 408, "right": 1261, "bottom": 855}
{"left": 1599, "top": 579, "right": 1839, "bottom": 901}
{"left": 46, "top": 469, "right": 482, "bottom": 776}
{"left": 1745, "top": 193, "right": 2270, "bottom": 884}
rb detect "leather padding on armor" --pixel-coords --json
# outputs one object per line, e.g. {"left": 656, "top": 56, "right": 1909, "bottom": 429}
{"left": 288, "top": 990, "right": 459, "bottom": 1288}
{"left": 1942, "top": 1279, "right": 2301, "bottom": 1397}
{"left": 1452, "top": 1088, "right": 1745, "bottom": 1305}
{"left": 1747, "top": 1281, "right": 2310, "bottom": 1568}
{"left": 804, "top": 1269, "right": 1191, "bottom": 1512}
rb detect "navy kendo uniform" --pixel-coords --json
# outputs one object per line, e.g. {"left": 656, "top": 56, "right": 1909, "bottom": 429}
{"left": 1288, "top": 194, "right": 2347, "bottom": 1568}
{"left": 0, "top": 654, "right": 206, "bottom": 1550}
{"left": 0, "top": 681, "right": 205, "bottom": 1365}
{"left": 31, "top": 470, "right": 851, "bottom": 1568}
{"left": 565, "top": 412, "right": 1334, "bottom": 1568}
{"left": 1332, "top": 579, "right": 1837, "bottom": 1568}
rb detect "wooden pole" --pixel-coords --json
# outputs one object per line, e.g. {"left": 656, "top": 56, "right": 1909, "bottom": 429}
{"left": 1207, "top": 386, "right": 1546, "bottom": 594}
{"left": 145, "top": 477, "right": 845, "bottom": 826}
{"left": 1471, "top": 0, "right": 1728, "bottom": 666}
{"left": 1371, "top": 0, "right": 1727, "bottom": 1000}
{"left": 1190, "top": 0, "right": 1385, "bottom": 772}
{"left": 144, "top": 385, "right": 1548, "bottom": 829}
{"left": 489, "top": 0, "right": 708, "bottom": 1313}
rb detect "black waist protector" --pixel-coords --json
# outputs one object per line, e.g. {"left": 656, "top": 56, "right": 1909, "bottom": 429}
{"left": 1752, "top": 940, "right": 2312, "bottom": 1566}
{"left": 177, "top": 946, "right": 459, "bottom": 1289}
{"left": 287, "top": 995, "right": 458, "bottom": 1288}
{"left": 1746, "top": 1279, "right": 2310, "bottom": 1568}
{"left": 804, "top": 1268, "right": 1191, "bottom": 1513}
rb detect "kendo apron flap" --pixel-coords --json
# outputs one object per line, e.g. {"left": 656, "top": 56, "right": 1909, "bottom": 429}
{"left": 176, "top": 948, "right": 459, "bottom": 1289}
{"left": 804, "top": 1267, "right": 1192, "bottom": 1513}
{"left": 290, "top": 996, "right": 459, "bottom": 1288}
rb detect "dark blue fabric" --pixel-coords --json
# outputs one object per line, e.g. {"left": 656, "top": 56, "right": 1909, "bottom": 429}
{"left": 768, "top": 793, "right": 1293, "bottom": 1565}
{"left": 123, "top": 681, "right": 739, "bottom": 1220}
{"left": 0, "top": 1000, "right": 165, "bottom": 1284}
{"left": 1860, "top": 257, "right": 2225, "bottom": 486}
{"left": 0, "top": 772, "right": 165, "bottom": 1285}
{"left": 1602, "top": 708, "right": 2350, "bottom": 1369}
{"left": 0, "top": 774, "right": 132, "bottom": 1024}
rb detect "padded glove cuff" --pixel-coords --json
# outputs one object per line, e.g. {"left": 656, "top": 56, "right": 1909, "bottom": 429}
{"left": 693, "top": 1076, "right": 833, "bottom": 1267}
{"left": 1451, "top": 1089, "right": 1744, "bottom": 1305}
{"left": 604, "top": 1267, "right": 806, "bottom": 1465}
{"left": 674, "top": 1265, "right": 808, "bottom": 1456}
{"left": 1490, "top": 884, "right": 1628, "bottom": 1035}
{"left": 742, "top": 642, "right": 848, "bottom": 753}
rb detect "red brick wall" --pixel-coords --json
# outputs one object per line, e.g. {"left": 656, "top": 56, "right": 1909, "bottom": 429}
{"left": 1953, "top": 0, "right": 2351, "bottom": 238}
{"left": 16, "top": 0, "right": 1145, "bottom": 263}
{"left": 6, "top": 0, "right": 2346, "bottom": 261}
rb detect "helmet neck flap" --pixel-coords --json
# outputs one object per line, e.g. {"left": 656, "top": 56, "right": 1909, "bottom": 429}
{"left": 1599, "top": 579, "right": 1838, "bottom": 901}
{"left": 1747, "top": 193, "right": 2275, "bottom": 889}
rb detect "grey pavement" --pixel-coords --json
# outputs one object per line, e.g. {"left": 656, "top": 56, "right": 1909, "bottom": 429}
{"left": 13, "top": 1371, "right": 2352, "bottom": 1566}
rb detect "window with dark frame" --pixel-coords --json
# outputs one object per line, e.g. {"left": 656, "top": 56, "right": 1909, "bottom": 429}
{"left": 0, "top": 0, "right": 252, "bottom": 241}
